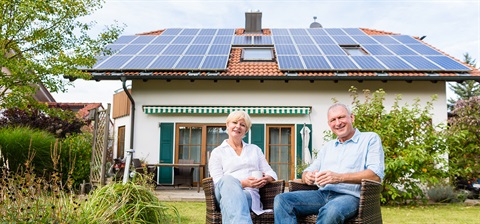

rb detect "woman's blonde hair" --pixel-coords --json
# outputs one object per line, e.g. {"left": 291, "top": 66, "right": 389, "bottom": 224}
{"left": 226, "top": 110, "right": 252, "bottom": 132}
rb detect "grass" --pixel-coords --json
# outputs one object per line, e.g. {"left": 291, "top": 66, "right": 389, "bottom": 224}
{"left": 163, "top": 201, "right": 480, "bottom": 224}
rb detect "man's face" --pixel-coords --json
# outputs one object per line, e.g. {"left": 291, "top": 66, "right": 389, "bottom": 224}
{"left": 327, "top": 106, "right": 355, "bottom": 142}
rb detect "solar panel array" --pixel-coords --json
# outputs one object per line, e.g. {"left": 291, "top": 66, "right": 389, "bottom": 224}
{"left": 272, "top": 28, "right": 471, "bottom": 72}
{"left": 91, "top": 28, "right": 235, "bottom": 71}
{"left": 89, "top": 28, "right": 471, "bottom": 73}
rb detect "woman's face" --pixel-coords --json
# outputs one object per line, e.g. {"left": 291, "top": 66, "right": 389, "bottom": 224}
{"left": 226, "top": 118, "right": 248, "bottom": 139}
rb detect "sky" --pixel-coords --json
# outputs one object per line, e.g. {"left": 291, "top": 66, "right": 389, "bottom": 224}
{"left": 51, "top": 0, "right": 480, "bottom": 107}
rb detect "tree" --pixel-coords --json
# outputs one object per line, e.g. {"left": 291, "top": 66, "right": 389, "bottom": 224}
{"left": 447, "top": 53, "right": 480, "bottom": 111}
{"left": 0, "top": 0, "right": 123, "bottom": 108}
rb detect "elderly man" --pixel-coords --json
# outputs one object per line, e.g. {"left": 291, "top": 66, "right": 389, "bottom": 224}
{"left": 274, "top": 103, "right": 385, "bottom": 224}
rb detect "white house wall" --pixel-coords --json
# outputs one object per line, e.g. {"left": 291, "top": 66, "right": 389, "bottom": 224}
{"left": 124, "top": 79, "right": 446, "bottom": 164}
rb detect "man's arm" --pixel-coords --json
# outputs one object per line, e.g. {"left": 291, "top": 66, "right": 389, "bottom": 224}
{"left": 315, "top": 169, "right": 380, "bottom": 186}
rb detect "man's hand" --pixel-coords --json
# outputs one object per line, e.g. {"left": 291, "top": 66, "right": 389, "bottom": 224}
{"left": 314, "top": 170, "right": 343, "bottom": 186}
{"left": 303, "top": 170, "right": 317, "bottom": 185}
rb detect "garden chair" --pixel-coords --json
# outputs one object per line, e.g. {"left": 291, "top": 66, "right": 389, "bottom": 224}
{"left": 202, "top": 177, "right": 285, "bottom": 224}
{"left": 173, "top": 159, "right": 195, "bottom": 189}
{"left": 288, "top": 179, "right": 383, "bottom": 224}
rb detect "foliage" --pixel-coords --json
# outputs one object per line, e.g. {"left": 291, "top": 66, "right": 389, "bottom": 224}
{"left": 0, "top": 0, "right": 123, "bottom": 108}
{"left": 0, "top": 126, "right": 56, "bottom": 176}
{"left": 427, "top": 183, "right": 459, "bottom": 203}
{"left": 445, "top": 96, "right": 480, "bottom": 180}
{"left": 447, "top": 53, "right": 480, "bottom": 111}
{"left": 79, "top": 182, "right": 179, "bottom": 223}
{"left": 338, "top": 87, "right": 449, "bottom": 205}
{"left": 0, "top": 107, "right": 85, "bottom": 138}
{"left": 60, "top": 132, "right": 93, "bottom": 188}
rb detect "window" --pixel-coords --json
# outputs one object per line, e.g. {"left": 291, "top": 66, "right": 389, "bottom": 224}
{"left": 341, "top": 45, "right": 368, "bottom": 56}
{"left": 266, "top": 125, "right": 295, "bottom": 182}
{"left": 241, "top": 48, "right": 274, "bottom": 61}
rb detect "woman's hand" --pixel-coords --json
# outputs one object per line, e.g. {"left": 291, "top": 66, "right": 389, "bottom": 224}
{"left": 242, "top": 176, "right": 268, "bottom": 188}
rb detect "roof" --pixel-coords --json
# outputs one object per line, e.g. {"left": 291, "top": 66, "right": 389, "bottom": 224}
{"left": 47, "top": 102, "right": 103, "bottom": 119}
{"left": 85, "top": 27, "right": 480, "bottom": 82}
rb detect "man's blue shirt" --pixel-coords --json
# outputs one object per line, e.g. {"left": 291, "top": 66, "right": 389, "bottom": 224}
{"left": 304, "top": 129, "right": 385, "bottom": 198}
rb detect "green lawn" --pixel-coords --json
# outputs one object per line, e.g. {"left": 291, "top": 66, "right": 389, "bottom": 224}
{"left": 164, "top": 202, "right": 480, "bottom": 224}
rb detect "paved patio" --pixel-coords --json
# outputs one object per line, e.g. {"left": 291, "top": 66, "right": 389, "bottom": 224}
{"left": 153, "top": 186, "right": 206, "bottom": 202}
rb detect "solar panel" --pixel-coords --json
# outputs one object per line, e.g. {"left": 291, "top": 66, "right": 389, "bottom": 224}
{"left": 375, "top": 56, "right": 414, "bottom": 70}
{"left": 297, "top": 45, "right": 322, "bottom": 55}
{"left": 384, "top": 44, "right": 418, "bottom": 55}
{"left": 400, "top": 56, "right": 442, "bottom": 70}
{"left": 271, "top": 29, "right": 290, "bottom": 35}
{"left": 234, "top": 36, "right": 252, "bottom": 45}
{"left": 161, "top": 28, "right": 182, "bottom": 35}
{"left": 277, "top": 56, "right": 304, "bottom": 70}
{"left": 319, "top": 45, "right": 347, "bottom": 55}
{"left": 180, "top": 28, "right": 200, "bottom": 35}
{"left": 331, "top": 35, "right": 357, "bottom": 45}
{"left": 293, "top": 35, "right": 314, "bottom": 44}
{"left": 131, "top": 36, "right": 156, "bottom": 44}
{"left": 172, "top": 35, "right": 195, "bottom": 44}
{"left": 351, "top": 56, "right": 386, "bottom": 70}
{"left": 193, "top": 35, "right": 214, "bottom": 44}
{"left": 391, "top": 35, "right": 421, "bottom": 44}
{"left": 185, "top": 45, "right": 209, "bottom": 55}
{"left": 162, "top": 44, "right": 188, "bottom": 55}
{"left": 139, "top": 45, "right": 167, "bottom": 55}
{"left": 112, "top": 36, "right": 137, "bottom": 44}
{"left": 306, "top": 29, "right": 326, "bottom": 36}
{"left": 312, "top": 36, "right": 335, "bottom": 45}
{"left": 406, "top": 44, "right": 443, "bottom": 55}
{"left": 198, "top": 29, "right": 217, "bottom": 35}
{"left": 253, "top": 36, "right": 273, "bottom": 45}
{"left": 343, "top": 28, "right": 366, "bottom": 36}
{"left": 325, "top": 28, "right": 347, "bottom": 35}
{"left": 118, "top": 45, "right": 145, "bottom": 55}
{"left": 327, "top": 56, "right": 358, "bottom": 69}
{"left": 151, "top": 35, "right": 175, "bottom": 44}
{"left": 149, "top": 55, "right": 180, "bottom": 69}
{"left": 371, "top": 36, "right": 400, "bottom": 44}
{"left": 123, "top": 56, "right": 156, "bottom": 69}
{"left": 96, "top": 56, "right": 131, "bottom": 69}
{"left": 216, "top": 29, "right": 235, "bottom": 35}
{"left": 426, "top": 56, "right": 471, "bottom": 71}
{"left": 362, "top": 45, "right": 394, "bottom": 55}
{"left": 208, "top": 45, "right": 231, "bottom": 55}
{"left": 290, "top": 29, "right": 308, "bottom": 36}
{"left": 201, "top": 55, "right": 229, "bottom": 69}
{"left": 213, "top": 35, "right": 233, "bottom": 44}
{"left": 275, "top": 45, "right": 298, "bottom": 55}
{"left": 175, "top": 55, "right": 204, "bottom": 69}
{"left": 273, "top": 36, "right": 294, "bottom": 44}
{"left": 350, "top": 35, "right": 378, "bottom": 44}
{"left": 303, "top": 56, "right": 331, "bottom": 69}
{"left": 102, "top": 44, "right": 124, "bottom": 55}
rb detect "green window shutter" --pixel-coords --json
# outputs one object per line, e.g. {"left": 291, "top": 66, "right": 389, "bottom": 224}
{"left": 296, "top": 124, "right": 312, "bottom": 178}
{"left": 250, "top": 124, "right": 265, "bottom": 153}
{"left": 159, "top": 123, "right": 174, "bottom": 184}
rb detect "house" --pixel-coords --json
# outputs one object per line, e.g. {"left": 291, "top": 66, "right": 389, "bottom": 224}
{"left": 84, "top": 11, "right": 480, "bottom": 186}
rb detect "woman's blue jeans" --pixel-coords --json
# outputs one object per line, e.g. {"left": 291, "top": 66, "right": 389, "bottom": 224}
{"left": 274, "top": 189, "right": 359, "bottom": 224}
{"left": 214, "top": 175, "right": 253, "bottom": 224}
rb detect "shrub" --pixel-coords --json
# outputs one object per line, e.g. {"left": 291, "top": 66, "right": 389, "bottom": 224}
{"left": 60, "top": 132, "right": 93, "bottom": 189}
{"left": 80, "top": 182, "right": 179, "bottom": 223}
{"left": 427, "top": 184, "right": 458, "bottom": 203}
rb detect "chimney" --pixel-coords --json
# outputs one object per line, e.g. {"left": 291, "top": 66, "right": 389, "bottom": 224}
{"left": 245, "top": 10, "right": 262, "bottom": 34}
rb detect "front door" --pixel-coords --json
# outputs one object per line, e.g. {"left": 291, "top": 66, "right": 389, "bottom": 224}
{"left": 266, "top": 125, "right": 294, "bottom": 182}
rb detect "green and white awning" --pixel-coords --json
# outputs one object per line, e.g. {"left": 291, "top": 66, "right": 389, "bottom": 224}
{"left": 143, "top": 106, "right": 311, "bottom": 115}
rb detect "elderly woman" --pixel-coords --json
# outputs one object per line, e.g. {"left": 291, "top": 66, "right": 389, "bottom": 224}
{"left": 208, "top": 110, "right": 277, "bottom": 224}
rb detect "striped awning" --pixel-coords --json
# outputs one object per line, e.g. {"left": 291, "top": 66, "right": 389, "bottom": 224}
{"left": 143, "top": 106, "right": 311, "bottom": 115}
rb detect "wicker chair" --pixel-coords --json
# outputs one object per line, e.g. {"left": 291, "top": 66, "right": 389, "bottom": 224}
{"left": 202, "top": 177, "right": 285, "bottom": 224}
{"left": 288, "top": 179, "right": 383, "bottom": 224}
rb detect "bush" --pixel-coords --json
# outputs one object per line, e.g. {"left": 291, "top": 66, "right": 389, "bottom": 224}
{"left": 0, "top": 126, "right": 56, "bottom": 176}
{"left": 60, "top": 132, "right": 93, "bottom": 189}
{"left": 427, "top": 183, "right": 458, "bottom": 203}
{"left": 80, "top": 182, "right": 179, "bottom": 223}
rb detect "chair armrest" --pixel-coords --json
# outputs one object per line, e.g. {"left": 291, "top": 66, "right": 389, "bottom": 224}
{"left": 202, "top": 177, "right": 219, "bottom": 212}
{"left": 260, "top": 180, "right": 285, "bottom": 209}
{"left": 288, "top": 180, "right": 319, "bottom": 192}
{"left": 357, "top": 179, "right": 383, "bottom": 222}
